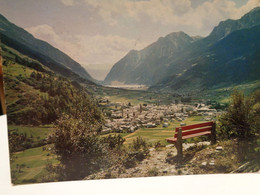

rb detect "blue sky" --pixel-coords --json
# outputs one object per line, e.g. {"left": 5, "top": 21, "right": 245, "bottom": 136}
{"left": 0, "top": 0, "right": 259, "bottom": 66}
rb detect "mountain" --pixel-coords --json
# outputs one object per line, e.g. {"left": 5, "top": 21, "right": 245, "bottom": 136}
{"left": 104, "top": 31, "right": 198, "bottom": 85}
{"left": 152, "top": 7, "right": 260, "bottom": 92}
{"left": 105, "top": 7, "right": 260, "bottom": 92}
{"left": 0, "top": 14, "right": 94, "bottom": 83}
{"left": 207, "top": 7, "right": 260, "bottom": 43}
{"left": 152, "top": 24, "right": 260, "bottom": 92}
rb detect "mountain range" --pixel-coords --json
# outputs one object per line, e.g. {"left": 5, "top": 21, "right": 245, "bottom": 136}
{"left": 0, "top": 14, "right": 94, "bottom": 84}
{"left": 105, "top": 7, "right": 260, "bottom": 92}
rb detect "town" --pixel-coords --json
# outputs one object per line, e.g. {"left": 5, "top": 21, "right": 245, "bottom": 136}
{"left": 99, "top": 97, "right": 221, "bottom": 134}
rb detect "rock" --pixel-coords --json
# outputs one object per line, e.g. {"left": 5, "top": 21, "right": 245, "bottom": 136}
{"left": 166, "top": 144, "right": 174, "bottom": 148}
{"left": 197, "top": 141, "right": 210, "bottom": 146}
{"left": 183, "top": 143, "right": 195, "bottom": 150}
{"left": 216, "top": 146, "right": 223, "bottom": 151}
{"left": 209, "top": 161, "right": 215, "bottom": 166}
{"left": 201, "top": 162, "right": 207, "bottom": 166}
{"left": 133, "top": 168, "right": 140, "bottom": 173}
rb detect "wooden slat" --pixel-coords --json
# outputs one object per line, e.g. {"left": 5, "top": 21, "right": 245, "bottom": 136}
{"left": 175, "top": 121, "right": 213, "bottom": 132}
{"left": 182, "top": 131, "right": 211, "bottom": 140}
{"left": 175, "top": 127, "right": 212, "bottom": 138}
{"left": 166, "top": 137, "right": 177, "bottom": 143}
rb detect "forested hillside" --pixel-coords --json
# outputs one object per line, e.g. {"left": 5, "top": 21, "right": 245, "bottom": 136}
{"left": 2, "top": 43, "right": 102, "bottom": 126}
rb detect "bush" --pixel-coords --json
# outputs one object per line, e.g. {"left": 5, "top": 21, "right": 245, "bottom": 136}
{"left": 147, "top": 167, "right": 159, "bottom": 176}
{"left": 218, "top": 90, "right": 260, "bottom": 161}
{"left": 218, "top": 90, "right": 260, "bottom": 140}
{"left": 154, "top": 141, "right": 165, "bottom": 150}
{"left": 123, "top": 136, "right": 150, "bottom": 168}
{"left": 102, "top": 134, "right": 125, "bottom": 150}
{"left": 47, "top": 103, "right": 105, "bottom": 181}
{"left": 131, "top": 136, "right": 150, "bottom": 161}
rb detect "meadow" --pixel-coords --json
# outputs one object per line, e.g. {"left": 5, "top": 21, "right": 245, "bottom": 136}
{"left": 10, "top": 146, "right": 58, "bottom": 184}
{"left": 8, "top": 125, "right": 53, "bottom": 141}
{"left": 122, "top": 116, "right": 206, "bottom": 145}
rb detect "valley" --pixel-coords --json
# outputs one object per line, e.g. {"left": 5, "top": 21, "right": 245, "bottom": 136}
{"left": 0, "top": 5, "right": 259, "bottom": 185}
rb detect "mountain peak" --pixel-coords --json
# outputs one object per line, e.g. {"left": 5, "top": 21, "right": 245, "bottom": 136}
{"left": 157, "top": 31, "right": 190, "bottom": 41}
{"left": 168, "top": 31, "right": 186, "bottom": 36}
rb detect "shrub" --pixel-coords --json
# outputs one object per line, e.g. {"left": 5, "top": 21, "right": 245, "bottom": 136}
{"left": 147, "top": 167, "right": 159, "bottom": 176}
{"left": 122, "top": 136, "right": 150, "bottom": 168}
{"left": 218, "top": 90, "right": 259, "bottom": 140}
{"left": 154, "top": 141, "right": 165, "bottom": 150}
{"left": 102, "top": 134, "right": 125, "bottom": 150}
{"left": 218, "top": 90, "right": 260, "bottom": 161}
{"left": 122, "top": 153, "right": 137, "bottom": 168}
{"left": 130, "top": 136, "right": 150, "bottom": 161}
{"left": 47, "top": 103, "right": 105, "bottom": 181}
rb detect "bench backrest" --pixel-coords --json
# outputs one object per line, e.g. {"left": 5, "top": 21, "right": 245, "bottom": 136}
{"left": 174, "top": 121, "right": 213, "bottom": 139}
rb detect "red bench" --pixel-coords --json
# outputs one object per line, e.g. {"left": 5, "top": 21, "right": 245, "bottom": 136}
{"left": 166, "top": 121, "right": 216, "bottom": 159}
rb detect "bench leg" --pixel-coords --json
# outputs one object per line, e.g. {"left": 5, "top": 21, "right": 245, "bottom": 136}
{"left": 211, "top": 122, "right": 216, "bottom": 145}
{"left": 176, "top": 128, "right": 183, "bottom": 160}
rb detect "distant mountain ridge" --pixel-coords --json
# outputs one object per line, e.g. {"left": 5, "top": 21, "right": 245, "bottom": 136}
{"left": 152, "top": 24, "right": 260, "bottom": 92}
{"left": 105, "top": 7, "right": 260, "bottom": 92}
{"left": 208, "top": 7, "right": 260, "bottom": 42}
{"left": 0, "top": 14, "right": 94, "bottom": 82}
{"left": 105, "top": 31, "right": 198, "bottom": 85}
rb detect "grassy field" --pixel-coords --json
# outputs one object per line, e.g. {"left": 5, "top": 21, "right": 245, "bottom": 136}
{"left": 199, "top": 80, "right": 260, "bottom": 104}
{"left": 11, "top": 146, "right": 58, "bottom": 184}
{"left": 96, "top": 86, "right": 175, "bottom": 106}
{"left": 9, "top": 125, "right": 55, "bottom": 184}
{"left": 9, "top": 125, "right": 53, "bottom": 141}
{"left": 109, "top": 116, "right": 207, "bottom": 145}
{"left": 107, "top": 95, "right": 145, "bottom": 105}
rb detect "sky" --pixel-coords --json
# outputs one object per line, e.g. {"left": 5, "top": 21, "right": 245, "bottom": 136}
{"left": 0, "top": 0, "right": 259, "bottom": 67}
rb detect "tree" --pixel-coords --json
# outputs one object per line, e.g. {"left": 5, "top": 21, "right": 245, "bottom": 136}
{"left": 46, "top": 93, "right": 128, "bottom": 180}
{"left": 49, "top": 115, "right": 106, "bottom": 180}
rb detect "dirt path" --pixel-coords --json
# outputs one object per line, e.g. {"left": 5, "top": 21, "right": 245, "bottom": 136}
{"left": 124, "top": 131, "right": 138, "bottom": 139}
{"left": 86, "top": 142, "right": 211, "bottom": 180}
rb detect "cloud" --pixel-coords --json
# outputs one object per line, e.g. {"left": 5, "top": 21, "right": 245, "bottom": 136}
{"left": 82, "top": 0, "right": 260, "bottom": 35}
{"left": 26, "top": 24, "right": 149, "bottom": 65}
{"left": 30, "top": 0, "right": 260, "bottom": 66}
{"left": 74, "top": 34, "right": 149, "bottom": 64}
{"left": 60, "top": 0, "right": 75, "bottom": 6}
{"left": 26, "top": 24, "right": 81, "bottom": 62}
{"left": 26, "top": 24, "right": 60, "bottom": 45}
